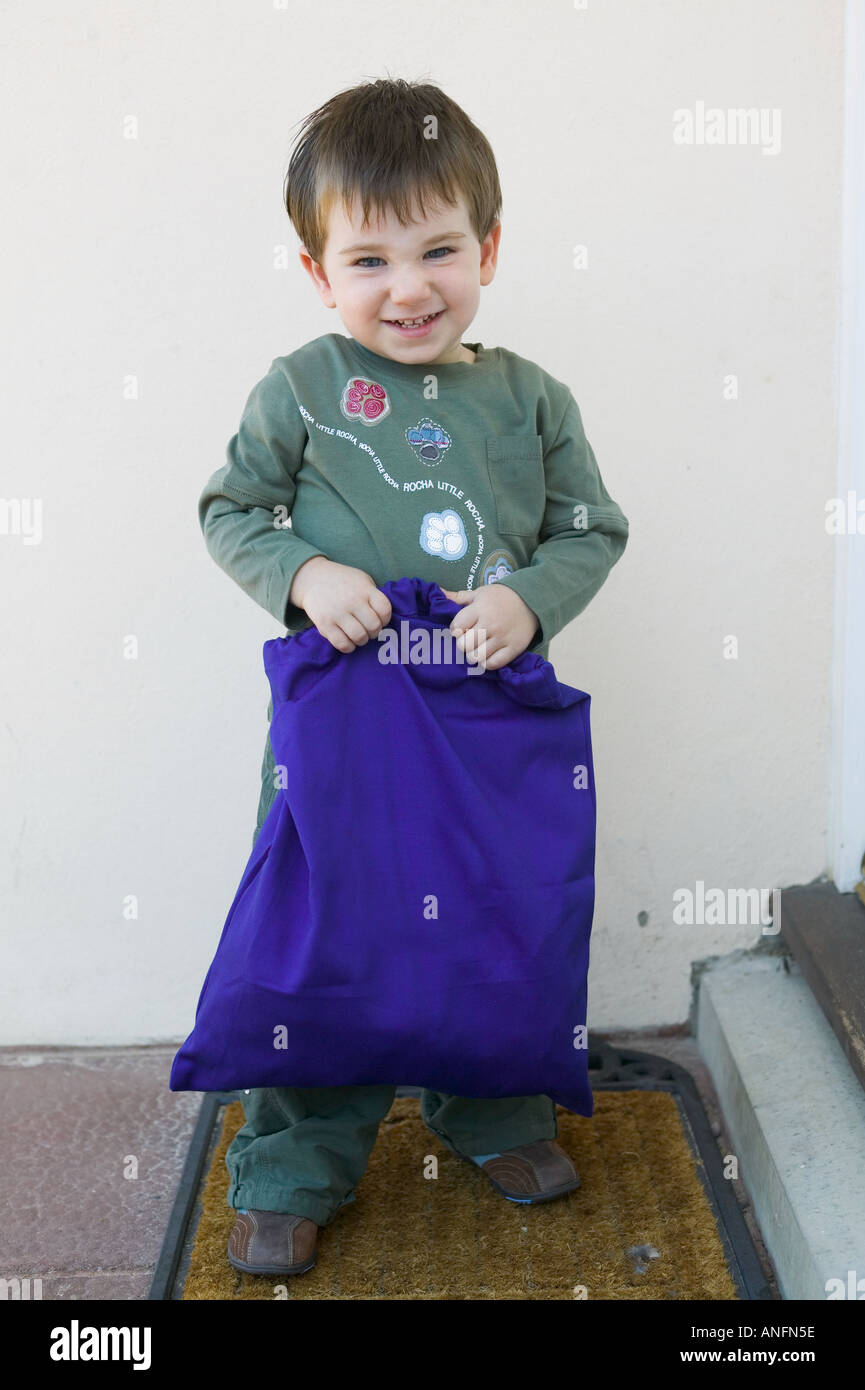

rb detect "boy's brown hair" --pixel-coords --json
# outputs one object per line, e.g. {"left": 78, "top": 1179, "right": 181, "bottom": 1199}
{"left": 284, "top": 77, "right": 502, "bottom": 265}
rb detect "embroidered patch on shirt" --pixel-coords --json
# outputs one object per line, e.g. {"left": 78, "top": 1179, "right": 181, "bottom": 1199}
{"left": 481, "top": 549, "right": 517, "bottom": 585}
{"left": 419, "top": 508, "right": 468, "bottom": 560}
{"left": 339, "top": 377, "right": 390, "bottom": 425}
{"left": 405, "top": 417, "right": 452, "bottom": 465}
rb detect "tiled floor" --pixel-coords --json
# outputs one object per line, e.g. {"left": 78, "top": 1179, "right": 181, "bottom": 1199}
{"left": 0, "top": 1030, "right": 779, "bottom": 1300}
{"left": 0, "top": 1049, "right": 201, "bottom": 1300}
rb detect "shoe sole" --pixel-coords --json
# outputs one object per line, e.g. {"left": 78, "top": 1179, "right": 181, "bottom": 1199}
{"left": 453, "top": 1149, "right": 581, "bottom": 1204}
{"left": 227, "top": 1250, "right": 316, "bottom": 1276}
{"left": 484, "top": 1171, "right": 581, "bottom": 1204}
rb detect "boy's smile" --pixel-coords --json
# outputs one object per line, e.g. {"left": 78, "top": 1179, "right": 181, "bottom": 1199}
{"left": 299, "top": 192, "right": 500, "bottom": 367}
{"left": 382, "top": 307, "right": 446, "bottom": 339}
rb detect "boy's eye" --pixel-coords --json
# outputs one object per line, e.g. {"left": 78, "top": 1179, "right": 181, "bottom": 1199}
{"left": 352, "top": 247, "right": 456, "bottom": 268}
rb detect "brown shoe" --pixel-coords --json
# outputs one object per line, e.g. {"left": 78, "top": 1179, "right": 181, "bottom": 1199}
{"left": 227, "top": 1209, "right": 318, "bottom": 1276}
{"left": 468, "top": 1140, "right": 581, "bottom": 1204}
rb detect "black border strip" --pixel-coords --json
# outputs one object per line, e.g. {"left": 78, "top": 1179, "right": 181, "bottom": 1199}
{"left": 148, "top": 1091, "right": 235, "bottom": 1302}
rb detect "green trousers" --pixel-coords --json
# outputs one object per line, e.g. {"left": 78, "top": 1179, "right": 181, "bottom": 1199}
{"left": 224, "top": 698, "right": 558, "bottom": 1227}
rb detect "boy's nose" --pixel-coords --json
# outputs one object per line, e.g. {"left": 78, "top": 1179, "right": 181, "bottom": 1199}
{"left": 387, "top": 272, "right": 435, "bottom": 310}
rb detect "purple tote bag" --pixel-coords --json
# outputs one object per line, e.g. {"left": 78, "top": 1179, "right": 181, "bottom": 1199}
{"left": 170, "top": 576, "right": 597, "bottom": 1116}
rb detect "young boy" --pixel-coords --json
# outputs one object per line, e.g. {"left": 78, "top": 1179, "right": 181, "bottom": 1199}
{"left": 197, "top": 77, "right": 629, "bottom": 1278}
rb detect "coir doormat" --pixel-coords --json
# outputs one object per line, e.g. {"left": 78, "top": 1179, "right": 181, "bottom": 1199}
{"left": 150, "top": 1043, "right": 773, "bottom": 1301}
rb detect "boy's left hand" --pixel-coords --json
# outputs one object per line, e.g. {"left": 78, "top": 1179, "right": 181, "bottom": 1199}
{"left": 441, "top": 584, "right": 541, "bottom": 670}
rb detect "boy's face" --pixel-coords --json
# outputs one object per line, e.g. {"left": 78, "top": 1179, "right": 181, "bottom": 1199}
{"left": 299, "top": 191, "right": 500, "bottom": 366}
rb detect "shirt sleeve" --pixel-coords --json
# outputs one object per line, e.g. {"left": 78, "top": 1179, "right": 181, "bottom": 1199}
{"left": 495, "top": 392, "right": 629, "bottom": 646}
{"left": 198, "top": 360, "right": 326, "bottom": 629}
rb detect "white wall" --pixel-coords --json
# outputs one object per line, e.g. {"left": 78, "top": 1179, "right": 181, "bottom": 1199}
{"left": 0, "top": 0, "right": 845, "bottom": 1042}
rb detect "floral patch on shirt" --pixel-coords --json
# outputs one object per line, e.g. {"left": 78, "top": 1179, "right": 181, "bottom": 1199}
{"left": 481, "top": 549, "right": 517, "bottom": 585}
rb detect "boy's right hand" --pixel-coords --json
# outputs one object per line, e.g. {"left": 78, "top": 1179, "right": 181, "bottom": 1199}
{"left": 289, "top": 556, "right": 392, "bottom": 653}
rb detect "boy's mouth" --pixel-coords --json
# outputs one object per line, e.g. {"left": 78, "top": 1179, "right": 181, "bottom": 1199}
{"left": 383, "top": 309, "right": 444, "bottom": 337}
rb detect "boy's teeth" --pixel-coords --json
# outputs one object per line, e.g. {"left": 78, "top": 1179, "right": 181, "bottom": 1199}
{"left": 393, "top": 312, "right": 437, "bottom": 325}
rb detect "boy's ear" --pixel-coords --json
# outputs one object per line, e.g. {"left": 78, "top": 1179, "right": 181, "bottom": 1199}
{"left": 479, "top": 222, "right": 502, "bottom": 285}
{"left": 298, "top": 246, "right": 337, "bottom": 308}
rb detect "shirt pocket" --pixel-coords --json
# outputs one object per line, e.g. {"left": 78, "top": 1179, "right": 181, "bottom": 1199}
{"left": 485, "top": 435, "right": 546, "bottom": 537}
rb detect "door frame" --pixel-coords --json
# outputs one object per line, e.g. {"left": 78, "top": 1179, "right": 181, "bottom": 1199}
{"left": 829, "top": 0, "right": 865, "bottom": 892}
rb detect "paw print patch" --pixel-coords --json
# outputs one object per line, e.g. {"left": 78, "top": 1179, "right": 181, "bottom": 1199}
{"left": 339, "top": 377, "right": 390, "bottom": 425}
{"left": 419, "top": 508, "right": 468, "bottom": 560}
{"left": 405, "top": 417, "right": 452, "bottom": 465}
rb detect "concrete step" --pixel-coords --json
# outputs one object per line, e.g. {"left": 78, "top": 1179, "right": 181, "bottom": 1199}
{"left": 696, "top": 953, "right": 865, "bottom": 1300}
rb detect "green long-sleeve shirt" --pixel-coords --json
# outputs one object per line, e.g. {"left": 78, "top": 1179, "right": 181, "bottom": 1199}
{"left": 199, "top": 332, "right": 629, "bottom": 660}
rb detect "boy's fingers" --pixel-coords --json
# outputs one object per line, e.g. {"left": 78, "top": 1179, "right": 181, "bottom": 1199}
{"left": 454, "top": 618, "right": 492, "bottom": 651}
{"left": 354, "top": 601, "right": 387, "bottom": 638}
{"left": 325, "top": 624, "right": 357, "bottom": 654}
{"left": 460, "top": 629, "right": 508, "bottom": 669}
{"left": 456, "top": 623, "right": 487, "bottom": 661}
{"left": 368, "top": 588, "right": 393, "bottom": 626}
{"left": 479, "top": 642, "right": 510, "bottom": 671}
{"left": 339, "top": 613, "right": 370, "bottom": 646}
{"left": 470, "top": 629, "right": 498, "bottom": 662}
{"left": 449, "top": 602, "right": 479, "bottom": 635}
